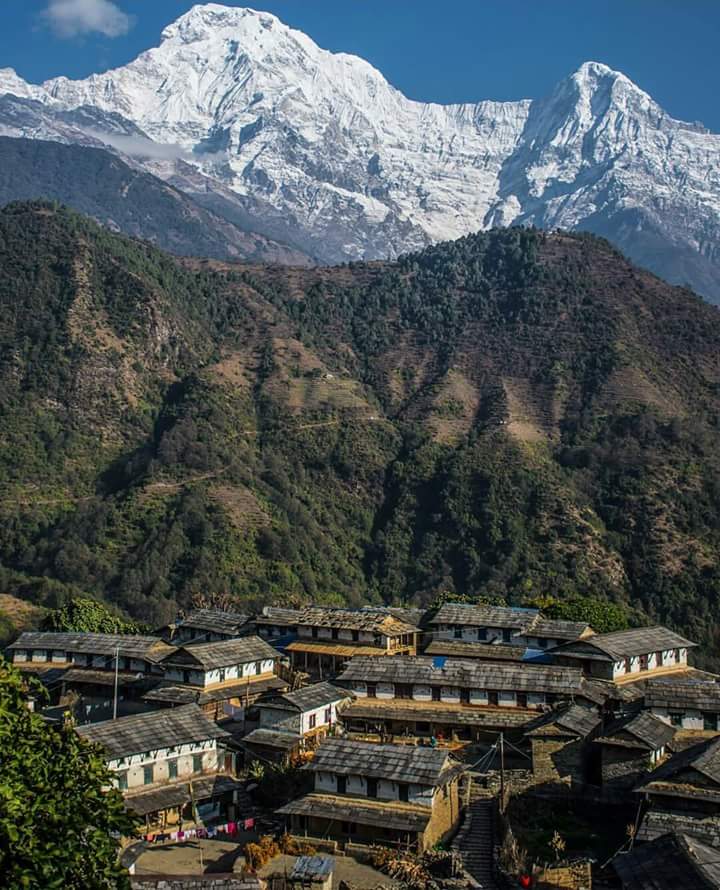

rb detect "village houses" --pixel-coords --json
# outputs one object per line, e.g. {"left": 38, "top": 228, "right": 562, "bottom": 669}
{"left": 242, "top": 682, "right": 354, "bottom": 763}
{"left": 552, "top": 626, "right": 696, "bottom": 682}
{"left": 76, "top": 703, "right": 243, "bottom": 831}
{"left": 336, "top": 655, "right": 591, "bottom": 741}
{"left": 281, "top": 608, "right": 419, "bottom": 678}
{"left": 428, "top": 603, "right": 594, "bottom": 650}
{"left": 277, "top": 737, "right": 464, "bottom": 852}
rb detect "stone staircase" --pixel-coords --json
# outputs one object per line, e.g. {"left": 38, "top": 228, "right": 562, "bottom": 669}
{"left": 452, "top": 797, "right": 500, "bottom": 889}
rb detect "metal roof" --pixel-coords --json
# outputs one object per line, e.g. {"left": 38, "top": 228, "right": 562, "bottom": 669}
{"left": 76, "top": 703, "right": 230, "bottom": 760}
{"left": 290, "top": 856, "right": 334, "bottom": 881}
{"left": 337, "top": 655, "right": 583, "bottom": 694}
{"left": 8, "top": 631, "right": 172, "bottom": 662}
{"left": 595, "top": 711, "right": 676, "bottom": 752}
{"left": 277, "top": 793, "right": 431, "bottom": 832}
{"left": 554, "top": 627, "right": 696, "bottom": 662}
{"left": 613, "top": 832, "right": 720, "bottom": 889}
{"left": 176, "top": 609, "right": 250, "bottom": 635}
{"left": 162, "top": 636, "right": 278, "bottom": 670}
{"left": 307, "top": 737, "right": 462, "bottom": 786}
{"left": 429, "top": 603, "right": 538, "bottom": 630}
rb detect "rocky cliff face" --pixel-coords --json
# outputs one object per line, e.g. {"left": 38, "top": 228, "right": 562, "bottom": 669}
{"left": 1, "top": 4, "right": 719, "bottom": 298}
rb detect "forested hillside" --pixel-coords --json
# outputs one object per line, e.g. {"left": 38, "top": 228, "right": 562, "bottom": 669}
{"left": 0, "top": 137, "right": 310, "bottom": 265}
{"left": 1, "top": 202, "right": 719, "bottom": 655}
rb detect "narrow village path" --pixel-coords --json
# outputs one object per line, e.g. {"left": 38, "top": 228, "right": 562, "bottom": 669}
{"left": 453, "top": 797, "right": 500, "bottom": 889}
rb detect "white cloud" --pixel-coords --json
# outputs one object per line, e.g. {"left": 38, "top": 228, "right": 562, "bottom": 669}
{"left": 92, "top": 131, "right": 192, "bottom": 161}
{"left": 42, "top": 0, "right": 135, "bottom": 39}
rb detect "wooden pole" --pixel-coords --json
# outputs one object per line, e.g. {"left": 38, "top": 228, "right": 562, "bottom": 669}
{"left": 499, "top": 732, "right": 506, "bottom": 811}
{"left": 113, "top": 646, "right": 120, "bottom": 720}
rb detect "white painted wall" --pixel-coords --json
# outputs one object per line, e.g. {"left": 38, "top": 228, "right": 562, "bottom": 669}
{"left": 109, "top": 739, "right": 222, "bottom": 790}
{"left": 314, "top": 771, "right": 434, "bottom": 806}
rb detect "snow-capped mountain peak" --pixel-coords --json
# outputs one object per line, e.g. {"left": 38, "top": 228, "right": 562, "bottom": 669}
{"left": 1, "top": 5, "right": 719, "bottom": 300}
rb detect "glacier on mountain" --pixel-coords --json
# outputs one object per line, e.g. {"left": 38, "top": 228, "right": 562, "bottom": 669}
{"left": 1, "top": 3, "right": 719, "bottom": 300}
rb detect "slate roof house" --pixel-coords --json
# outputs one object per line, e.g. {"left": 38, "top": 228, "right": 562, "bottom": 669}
{"left": 640, "top": 676, "right": 720, "bottom": 731}
{"left": 168, "top": 609, "right": 252, "bottom": 644}
{"left": 594, "top": 711, "right": 675, "bottom": 791}
{"left": 337, "top": 656, "right": 589, "bottom": 741}
{"left": 552, "top": 627, "right": 696, "bottom": 683}
{"left": 77, "top": 703, "right": 242, "bottom": 830}
{"left": 278, "top": 738, "right": 464, "bottom": 852}
{"left": 7, "top": 631, "right": 174, "bottom": 721}
{"left": 254, "top": 607, "right": 304, "bottom": 644}
{"left": 428, "top": 603, "right": 593, "bottom": 650}
{"left": 612, "top": 831, "right": 720, "bottom": 889}
{"left": 283, "top": 608, "right": 419, "bottom": 679}
{"left": 635, "top": 735, "right": 720, "bottom": 845}
{"left": 524, "top": 703, "right": 602, "bottom": 786}
{"left": 144, "top": 637, "right": 287, "bottom": 719}
{"left": 243, "top": 682, "right": 354, "bottom": 763}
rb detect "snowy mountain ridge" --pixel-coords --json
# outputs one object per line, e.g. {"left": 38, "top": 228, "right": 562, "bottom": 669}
{"left": 1, "top": 3, "right": 720, "bottom": 300}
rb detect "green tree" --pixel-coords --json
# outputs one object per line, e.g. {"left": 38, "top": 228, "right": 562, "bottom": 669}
{"left": 0, "top": 659, "right": 138, "bottom": 888}
{"left": 42, "top": 597, "right": 144, "bottom": 634}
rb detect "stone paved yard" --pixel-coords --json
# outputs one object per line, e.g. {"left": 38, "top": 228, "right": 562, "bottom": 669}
{"left": 259, "top": 853, "right": 397, "bottom": 888}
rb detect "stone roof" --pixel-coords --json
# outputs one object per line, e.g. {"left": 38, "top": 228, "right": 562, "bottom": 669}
{"left": 337, "top": 655, "right": 583, "bottom": 695}
{"left": 142, "top": 676, "right": 287, "bottom": 705}
{"left": 635, "top": 735, "right": 720, "bottom": 799}
{"left": 294, "top": 607, "right": 418, "bottom": 635}
{"left": 642, "top": 677, "right": 720, "bottom": 711}
{"left": 524, "top": 703, "right": 601, "bottom": 739}
{"left": 241, "top": 728, "right": 300, "bottom": 751}
{"left": 263, "top": 682, "right": 353, "bottom": 712}
{"left": 175, "top": 609, "right": 250, "bottom": 635}
{"left": 162, "top": 636, "right": 278, "bottom": 670}
{"left": 254, "top": 606, "right": 304, "bottom": 626}
{"left": 124, "top": 773, "right": 244, "bottom": 817}
{"left": 524, "top": 617, "right": 593, "bottom": 640}
{"left": 277, "top": 793, "right": 432, "bottom": 832}
{"left": 613, "top": 831, "right": 720, "bottom": 889}
{"left": 554, "top": 627, "right": 696, "bottom": 662}
{"left": 307, "top": 737, "right": 462, "bottom": 786}
{"left": 429, "top": 603, "right": 538, "bottom": 630}
{"left": 595, "top": 711, "right": 676, "bottom": 752}
{"left": 345, "top": 699, "right": 535, "bottom": 729}
{"left": 8, "top": 631, "right": 172, "bottom": 662}
{"left": 76, "top": 703, "right": 230, "bottom": 760}
{"left": 423, "top": 640, "right": 529, "bottom": 661}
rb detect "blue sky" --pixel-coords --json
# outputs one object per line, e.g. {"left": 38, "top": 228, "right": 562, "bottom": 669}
{"left": 3, "top": 1, "right": 719, "bottom": 131}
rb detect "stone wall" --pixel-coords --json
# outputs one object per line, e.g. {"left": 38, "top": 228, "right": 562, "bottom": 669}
{"left": 534, "top": 862, "right": 591, "bottom": 889}
{"left": 530, "top": 738, "right": 585, "bottom": 786}
{"left": 131, "top": 877, "right": 264, "bottom": 890}
{"left": 601, "top": 746, "right": 651, "bottom": 790}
